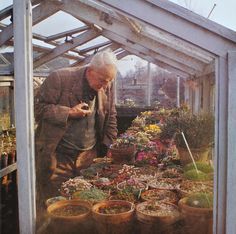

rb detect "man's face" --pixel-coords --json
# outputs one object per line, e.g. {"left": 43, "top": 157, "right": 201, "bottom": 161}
{"left": 87, "top": 64, "right": 117, "bottom": 91}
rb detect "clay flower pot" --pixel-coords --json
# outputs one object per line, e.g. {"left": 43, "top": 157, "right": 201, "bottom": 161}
{"left": 136, "top": 201, "right": 180, "bottom": 234}
{"left": 110, "top": 144, "right": 136, "bottom": 164}
{"left": 178, "top": 196, "right": 213, "bottom": 234}
{"left": 177, "top": 147, "right": 211, "bottom": 166}
{"left": 47, "top": 200, "right": 93, "bottom": 233}
{"left": 141, "top": 189, "right": 179, "bottom": 205}
{"left": 92, "top": 200, "right": 135, "bottom": 234}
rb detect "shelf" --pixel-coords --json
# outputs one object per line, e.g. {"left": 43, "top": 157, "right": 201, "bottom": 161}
{"left": 0, "top": 163, "right": 17, "bottom": 178}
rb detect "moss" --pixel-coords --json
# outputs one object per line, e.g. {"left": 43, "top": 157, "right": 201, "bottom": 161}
{"left": 186, "top": 193, "right": 213, "bottom": 208}
{"left": 184, "top": 162, "right": 213, "bottom": 174}
{"left": 184, "top": 169, "right": 210, "bottom": 181}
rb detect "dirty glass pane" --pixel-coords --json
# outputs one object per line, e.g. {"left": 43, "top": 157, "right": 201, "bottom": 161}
{"left": 0, "top": 84, "right": 17, "bottom": 234}
{"left": 34, "top": 53, "right": 214, "bottom": 234}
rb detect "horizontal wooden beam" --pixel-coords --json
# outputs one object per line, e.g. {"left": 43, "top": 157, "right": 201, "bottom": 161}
{"left": 98, "top": 0, "right": 236, "bottom": 56}
{"left": 76, "top": 0, "right": 213, "bottom": 63}
{"left": 61, "top": 1, "right": 208, "bottom": 70}
{"left": 6, "top": 39, "right": 81, "bottom": 61}
{"left": 116, "top": 50, "right": 130, "bottom": 60}
{"left": 71, "top": 43, "right": 120, "bottom": 67}
{"left": 122, "top": 46, "right": 189, "bottom": 79}
{"left": 45, "top": 25, "right": 89, "bottom": 41}
{"left": 0, "top": 163, "right": 17, "bottom": 178}
{"left": 0, "top": 1, "right": 60, "bottom": 46}
{"left": 102, "top": 30, "right": 196, "bottom": 75}
{"left": 32, "top": 33, "right": 85, "bottom": 59}
{"left": 34, "top": 29, "right": 99, "bottom": 68}
{"left": 78, "top": 41, "right": 112, "bottom": 54}
{"left": 145, "top": 0, "right": 236, "bottom": 44}
{"left": 0, "top": 65, "right": 14, "bottom": 75}
{"left": 0, "top": 5, "right": 12, "bottom": 21}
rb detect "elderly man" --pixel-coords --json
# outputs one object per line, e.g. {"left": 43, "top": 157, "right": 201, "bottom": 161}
{"left": 35, "top": 50, "right": 118, "bottom": 199}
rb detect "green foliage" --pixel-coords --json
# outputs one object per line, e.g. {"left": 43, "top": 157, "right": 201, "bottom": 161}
{"left": 184, "top": 169, "right": 210, "bottom": 181}
{"left": 73, "top": 188, "right": 108, "bottom": 202}
{"left": 186, "top": 193, "right": 213, "bottom": 209}
{"left": 160, "top": 109, "right": 214, "bottom": 148}
{"left": 184, "top": 162, "right": 214, "bottom": 174}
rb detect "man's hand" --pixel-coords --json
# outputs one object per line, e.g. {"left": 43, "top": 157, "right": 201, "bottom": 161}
{"left": 68, "top": 102, "right": 92, "bottom": 119}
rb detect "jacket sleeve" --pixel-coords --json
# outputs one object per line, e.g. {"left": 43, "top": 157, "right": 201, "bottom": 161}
{"left": 102, "top": 81, "right": 118, "bottom": 147}
{"left": 34, "top": 71, "right": 70, "bottom": 127}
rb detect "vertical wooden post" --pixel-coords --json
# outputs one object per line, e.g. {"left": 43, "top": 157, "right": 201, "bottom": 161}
{"left": 114, "top": 74, "right": 117, "bottom": 105}
{"left": 226, "top": 51, "right": 236, "bottom": 234}
{"left": 9, "top": 81, "right": 15, "bottom": 127}
{"left": 214, "top": 56, "right": 228, "bottom": 234}
{"left": 13, "top": 0, "right": 36, "bottom": 233}
{"left": 147, "top": 62, "right": 151, "bottom": 106}
{"left": 176, "top": 75, "right": 180, "bottom": 107}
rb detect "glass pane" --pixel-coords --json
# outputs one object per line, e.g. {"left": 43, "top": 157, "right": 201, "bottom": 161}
{"left": 0, "top": 84, "right": 17, "bottom": 234}
{"left": 34, "top": 43, "right": 214, "bottom": 234}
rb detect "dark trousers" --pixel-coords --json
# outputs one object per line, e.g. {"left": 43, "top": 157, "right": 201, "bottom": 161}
{"left": 36, "top": 146, "right": 96, "bottom": 208}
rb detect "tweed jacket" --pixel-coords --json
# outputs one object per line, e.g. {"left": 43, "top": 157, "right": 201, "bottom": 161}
{"left": 34, "top": 66, "right": 117, "bottom": 160}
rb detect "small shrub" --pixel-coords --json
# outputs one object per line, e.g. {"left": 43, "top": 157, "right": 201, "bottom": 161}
{"left": 186, "top": 193, "right": 213, "bottom": 208}
{"left": 184, "top": 169, "right": 210, "bottom": 181}
{"left": 184, "top": 162, "right": 213, "bottom": 174}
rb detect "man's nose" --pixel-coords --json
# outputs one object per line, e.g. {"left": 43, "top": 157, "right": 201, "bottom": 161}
{"left": 102, "top": 82, "right": 109, "bottom": 89}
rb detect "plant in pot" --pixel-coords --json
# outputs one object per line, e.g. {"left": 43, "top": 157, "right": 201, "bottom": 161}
{"left": 160, "top": 109, "right": 214, "bottom": 165}
{"left": 110, "top": 133, "right": 136, "bottom": 164}
{"left": 136, "top": 200, "right": 180, "bottom": 234}
{"left": 47, "top": 200, "right": 93, "bottom": 233}
{"left": 178, "top": 193, "right": 213, "bottom": 234}
{"left": 92, "top": 200, "right": 135, "bottom": 234}
{"left": 135, "top": 141, "right": 159, "bottom": 167}
{"left": 177, "top": 180, "right": 213, "bottom": 198}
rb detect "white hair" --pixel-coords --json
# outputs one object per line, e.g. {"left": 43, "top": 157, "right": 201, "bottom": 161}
{"left": 89, "top": 49, "right": 118, "bottom": 69}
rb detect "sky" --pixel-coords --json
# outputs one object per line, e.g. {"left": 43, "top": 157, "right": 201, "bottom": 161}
{"left": 0, "top": 0, "right": 236, "bottom": 76}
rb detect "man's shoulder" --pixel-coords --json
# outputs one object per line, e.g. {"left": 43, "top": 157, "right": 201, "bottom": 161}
{"left": 54, "top": 67, "right": 77, "bottom": 76}
{"left": 53, "top": 66, "right": 87, "bottom": 78}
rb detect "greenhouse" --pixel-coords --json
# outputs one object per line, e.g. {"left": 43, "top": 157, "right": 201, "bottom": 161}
{"left": 1, "top": 0, "right": 236, "bottom": 233}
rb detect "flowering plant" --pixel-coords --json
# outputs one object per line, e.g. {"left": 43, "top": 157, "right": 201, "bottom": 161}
{"left": 111, "top": 133, "right": 136, "bottom": 149}
{"left": 144, "top": 124, "right": 162, "bottom": 140}
{"left": 132, "top": 131, "right": 151, "bottom": 151}
{"left": 136, "top": 151, "right": 158, "bottom": 166}
{"left": 132, "top": 116, "right": 146, "bottom": 128}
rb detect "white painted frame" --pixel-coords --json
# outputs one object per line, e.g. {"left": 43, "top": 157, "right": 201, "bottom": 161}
{"left": 11, "top": 1, "right": 236, "bottom": 234}
{"left": 13, "top": 0, "right": 36, "bottom": 233}
{"left": 226, "top": 51, "right": 236, "bottom": 234}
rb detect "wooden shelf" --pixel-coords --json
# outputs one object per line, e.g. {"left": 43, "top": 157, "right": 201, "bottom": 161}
{"left": 0, "top": 163, "right": 17, "bottom": 178}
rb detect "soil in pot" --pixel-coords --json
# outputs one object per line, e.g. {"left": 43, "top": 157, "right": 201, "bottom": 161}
{"left": 92, "top": 200, "right": 135, "bottom": 234}
{"left": 47, "top": 200, "right": 93, "bottom": 234}
{"left": 136, "top": 201, "right": 180, "bottom": 234}
{"left": 141, "top": 189, "right": 179, "bottom": 204}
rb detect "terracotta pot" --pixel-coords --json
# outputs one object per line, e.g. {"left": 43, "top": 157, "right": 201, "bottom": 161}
{"left": 110, "top": 145, "right": 136, "bottom": 164}
{"left": 92, "top": 200, "right": 135, "bottom": 234}
{"left": 176, "top": 180, "right": 213, "bottom": 198}
{"left": 45, "top": 196, "right": 67, "bottom": 207}
{"left": 177, "top": 147, "right": 211, "bottom": 166}
{"left": 47, "top": 200, "right": 93, "bottom": 234}
{"left": 178, "top": 197, "right": 213, "bottom": 234}
{"left": 141, "top": 189, "right": 179, "bottom": 205}
{"left": 136, "top": 201, "right": 180, "bottom": 234}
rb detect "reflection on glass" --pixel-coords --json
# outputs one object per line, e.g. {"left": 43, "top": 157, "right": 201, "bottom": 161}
{"left": 34, "top": 52, "right": 214, "bottom": 234}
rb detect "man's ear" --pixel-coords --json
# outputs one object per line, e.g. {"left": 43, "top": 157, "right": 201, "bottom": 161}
{"left": 86, "top": 67, "right": 92, "bottom": 80}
